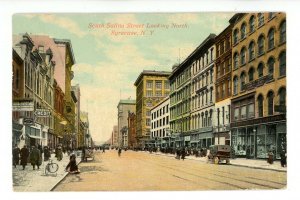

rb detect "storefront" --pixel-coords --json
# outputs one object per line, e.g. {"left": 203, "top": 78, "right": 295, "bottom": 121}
{"left": 25, "top": 124, "right": 42, "bottom": 147}
{"left": 231, "top": 115, "right": 286, "bottom": 159}
{"left": 12, "top": 122, "right": 23, "bottom": 146}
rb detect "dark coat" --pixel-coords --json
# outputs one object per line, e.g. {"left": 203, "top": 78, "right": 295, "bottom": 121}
{"left": 44, "top": 148, "right": 51, "bottom": 159}
{"left": 30, "top": 148, "right": 41, "bottom": 165}
{"left": 20, "top": 147, "right": 29, "bottom": 166}
{"left": 66, "top": 155, "right": 78, "bottom": 172}
{"left": 13, "top": 147, "right": 20, "bottom": 164}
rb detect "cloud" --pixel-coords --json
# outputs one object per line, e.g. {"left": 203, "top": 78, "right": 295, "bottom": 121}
{"left": 29, "top": 14, "right": 88, "bottom": 38}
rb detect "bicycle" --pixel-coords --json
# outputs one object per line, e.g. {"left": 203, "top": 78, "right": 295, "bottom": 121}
{"left": 45, "top": 159, "right": 59, "bottom": 175}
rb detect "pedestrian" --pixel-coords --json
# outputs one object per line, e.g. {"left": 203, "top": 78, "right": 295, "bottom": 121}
{"left": 176, "top": 148, "right": 181, "bottom": 159}
{"left": 43, "top": 146, "right": 51, "bottom": 161}
{"left": 102, "top": 147, "right": 105, "bottom": 153}
{"left": 280, "top": 150, "right": 287, "bottom": 167}
{"left": 81, "top": 146, "right": 86, "bottom": 162}
{"left": 12, "top": 144, "right": 20, "bottom": 168}
{"left": 29, "top": 145, "right": 41, "bottom": 170}
{"left": 65, "top": 154, "right": 80, "bottom": 174}
{"left": 181, "top": 148, "right": 186, "bottom": 160}
{"left": 118, "top": 148, "right": 122, "bottom": 157}
{"left": 20, "top": 145, "right": 29, "bottom": 170}
{"left": 56, "top": 145, "right": 63, "bottom": 161}
{"left": 267, "top": 150, "right": 274, "bottom": 164}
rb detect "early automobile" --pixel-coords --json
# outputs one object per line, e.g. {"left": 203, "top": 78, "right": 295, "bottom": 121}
{"left": 207, "top": 145, "right": 231, "bottom": 164}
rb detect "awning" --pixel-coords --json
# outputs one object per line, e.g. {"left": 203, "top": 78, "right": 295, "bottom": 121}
{"left": 26, "top": 134, "right": 41, "bottom": 139}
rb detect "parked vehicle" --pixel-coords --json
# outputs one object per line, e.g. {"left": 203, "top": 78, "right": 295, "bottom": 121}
{"left": 207, "top": 145, "right": 231, "bottom": 164}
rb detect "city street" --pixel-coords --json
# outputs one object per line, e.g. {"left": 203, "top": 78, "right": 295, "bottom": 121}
{"left": 54, "top": 150, "right": 286, "bottom": 191}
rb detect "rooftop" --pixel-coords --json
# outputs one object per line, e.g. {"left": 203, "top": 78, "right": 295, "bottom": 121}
{"left": 134, "top": 70, "right": 171, "bottom": 86}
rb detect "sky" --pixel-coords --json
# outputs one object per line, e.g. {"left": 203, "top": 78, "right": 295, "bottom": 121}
{"left": 12, "top": 13, "right": 234, "bottom": 144}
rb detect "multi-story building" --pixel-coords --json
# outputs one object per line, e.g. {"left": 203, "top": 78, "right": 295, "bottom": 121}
{"left": 169, "top": 34, "right": 216, "bottom": 148}
{"left": 150, "top": 97, "right": 170, "bottom": 148}
{"left": 13, "top": 33, "right": 56, "bottom": 148}
{"left": 111, "top": 125, "right": 118, "bottom": 148}
{"left": 134, "top": 70, "right": 171, "bottom": 148}
{"left": 72, "top": 84, "right": 82, "bottom": 148}
{"left": 190, "top": 34, "right": 216, "bottom": 149}
{"left": 80, "top": 111, "right": 90, "bottom": 147}
{"left": 127, "top": 112, "right": 137, "bottom": 149}
{"left": 230, "top": 13, "right": 286, "bottom": 159}
{"left": 117, "top": 99, "right": 136, "bottom": 148}
{"left": 213, "top": 18, "right": 236, "bottom": 146}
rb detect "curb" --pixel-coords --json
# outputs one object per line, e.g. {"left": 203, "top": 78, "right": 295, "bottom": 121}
{"left": 148, "top": 152, "right": 287, "bottom": 173}
{"left": 50, "top": 160, "right": 82, "bottom": 191}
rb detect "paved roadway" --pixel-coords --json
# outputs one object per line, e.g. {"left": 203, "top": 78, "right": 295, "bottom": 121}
{"left": 53, "top": 150, "right": 286, "bottom": 191}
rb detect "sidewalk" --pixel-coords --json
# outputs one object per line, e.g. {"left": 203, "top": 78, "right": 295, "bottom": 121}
{"left": 12, "top": 153, "right": 79, "bottom": 192}
{"left": 147, "top": 151, "right": 287, "bottom": 172}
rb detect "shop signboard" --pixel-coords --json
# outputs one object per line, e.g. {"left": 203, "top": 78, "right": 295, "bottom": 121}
{"left": 13, "top": 100, "right": 34, "bottom": 111}
{"left": 23, "top": 118, "right": 34, "bottom": 125}
{"left": 35, "top": 109, "right": 51, "bottom": 117}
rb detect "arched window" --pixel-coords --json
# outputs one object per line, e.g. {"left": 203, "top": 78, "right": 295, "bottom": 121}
{"left": 234, "top": 52, "right": 239, "bottom": 69}
{"left": 267, "top": 57, "right": 275, "bottom": 78}
{"left": 257, "top": 94, "right": 264, "bottom": 117}
{"left": 268, "top": 28, "right": 275, "bottom": 50}
{"left": 267, "top": 91, "right": 274, "bottom": 115}
{"left": 233, "top": 29, "right": 239, "bottom": 45}
{"left": 249, "top": 15, "right": 255, "bottom": 33}
{"left": 241, "top": 23, "right": 247, "bottom": 39}
{"left": 248, "top": 67, "right": 254, "bottom": 82}
{"left": 279, "top": 51, "right": 286, "bottom": 76}
{"left": 278, "top": 87, "right": 286, "bottom": 106}
{"left": 233, "top": 76, "right": 238, "bottom": 95}
{"left": 241, "top": 47, "right": 246, "bottom": 65}
{"left": 258, "top": 35, "right": 265, "bottom": 55}
{"left": 257, "top": 62, "right": 264, "bottom": 78}
{"left": 240, "top": 72, "right": 246, "bottom": 91}
{"left": 258, "top": 13, "right": 264, "bottom": 26}
{"left": 268, "top": 12, "right": 275, "bottom": 20}
{"left": 249, "top": 41, "right": 255, "bottom": 61}
{"left": 280, "top": 20, "right": 286, "bottom": 43}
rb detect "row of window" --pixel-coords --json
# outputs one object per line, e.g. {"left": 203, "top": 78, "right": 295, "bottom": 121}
{"left": 151, "top": 116, "right": 169, "bottom": 129}
{"left": 233, "top": 52, "right": 286, "bottom": 95}
{"left": 191, "top": 88, "right": 214, "bottom": 110}
{"left": 192, "top": 69, "right": 214, "bottom": 92}
{"left": 191, "top": 47, "right": 214, "bottom": 75}
{"left": 146, "top": 80, "right": 170, "bottom": 89}
{"left": 190, "top": 110, "right": 213, "bottom": 130}
{"left": 146, "top": 90, "right": 170, "bottom": 97}
{"left": 170, "top": 67, "right": 191, "bottom": 92}
{"left": 151, "top": 104, "right": 169, "bottom": 120}
{"left": 233, "top": 13, "right": 284, "bottom": 46}
{"left": 151, "top": 128, "right": 168, "bottom": 139}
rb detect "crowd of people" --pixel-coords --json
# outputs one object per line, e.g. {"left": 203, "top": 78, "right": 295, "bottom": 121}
{"left": 12, "top": 144, "right": 81, "bottom": 173}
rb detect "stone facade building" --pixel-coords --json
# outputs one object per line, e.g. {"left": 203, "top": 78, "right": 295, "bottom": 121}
{"left": 134, "top": 70, "right": 171, "bottom": 148}
{"left": 230, "top": 13, "right": 286, "bottom": 159}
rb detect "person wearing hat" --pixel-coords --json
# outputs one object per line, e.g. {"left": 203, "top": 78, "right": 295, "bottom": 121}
{"left": 29, "top": 145, "right": 41, "bottom": 170}
{"left": 12, "top": 144, "right": 20, "bottom": 168}
{"left": 20, "top": 145, "right": 29, "bottom": 170}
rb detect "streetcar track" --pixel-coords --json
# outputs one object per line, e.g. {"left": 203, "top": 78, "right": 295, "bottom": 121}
{"left": 139, "top": 153, "right": 284, "bottom": 189}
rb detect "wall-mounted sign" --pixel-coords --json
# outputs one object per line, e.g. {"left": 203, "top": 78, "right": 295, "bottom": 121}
{"left": 13, "top": 100, "right": 34, "bottom": 111}
{"left": 23, "top": 118, "right": 34, "bottom": 125}
{"left": 35, "top": 109, "right": 51, "bottom": 117}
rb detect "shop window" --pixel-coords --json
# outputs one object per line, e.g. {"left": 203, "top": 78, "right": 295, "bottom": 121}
{"left": 241, "top": 105, "right": 247, "bottom": 119}
{"left": 240, "top": 72, "right": 246, "bottom": 91}
{"left": 248, "top": 103, "right": 254, "bottom": 118}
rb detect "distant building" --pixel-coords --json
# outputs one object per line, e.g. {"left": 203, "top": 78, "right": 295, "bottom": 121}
{"left": 134, "top": 70, "right": 171, "bottom": 148}
{"left": 112, "top": 125, "right": 118, "bottom": 147}
{"left": 127, "top": 112, "right": 137, "bottom": 149}
{"left": 150, "top": 97, "right": 170, "bottom": 148}
{"left": 117, "top": 99, "right": 136, "bottom": 148}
